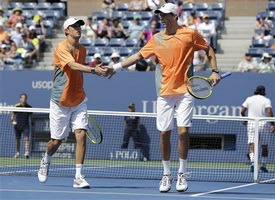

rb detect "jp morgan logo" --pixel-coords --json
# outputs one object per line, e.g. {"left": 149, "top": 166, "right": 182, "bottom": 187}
{"left": 32, "top": 81, "right": 53, "bottom": 90}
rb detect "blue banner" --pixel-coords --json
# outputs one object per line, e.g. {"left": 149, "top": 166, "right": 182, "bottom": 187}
{"left": 0, "top": 71, "right": 274, "bottom": 115}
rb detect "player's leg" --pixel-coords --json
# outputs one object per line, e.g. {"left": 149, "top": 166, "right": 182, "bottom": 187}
{"left": 247, "top": 121, "right": 255, "bottom": 172}
{"left": 121, "top": 129, "right": 131, "bottom": 148}
{"left": 157, "top": 95, "right": 174, "bottom": 193}
{"left": 175, "top": 93, "right": 194, "bottom": 192}
{"left": 14, "top": 128, "right": 21, "bottom": 158}
{"left": 132, "top": 129, "right": 140, "bottom": 149}
{"left": 71, "top": 98, "right": 90, "bottom": 189}
{"left": 38, "top": 100, "right": 70, "bottom": 183}
{"left": 260, "top": 145, "right": 268, "bottom": 172}
{"left": 23, "top": 128, "right": 30, "bottom": 158}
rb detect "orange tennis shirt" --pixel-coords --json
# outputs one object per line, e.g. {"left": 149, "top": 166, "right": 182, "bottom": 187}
{"left": 51, "top": 39, "right": 86, "bottom": 107}
{"left": 140, "top": 26, "right": 209, "bottom": 96}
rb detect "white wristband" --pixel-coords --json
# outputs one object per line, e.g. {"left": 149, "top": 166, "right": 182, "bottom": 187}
{"left": 113, "top": 62, "right": 123, "bottom": 72}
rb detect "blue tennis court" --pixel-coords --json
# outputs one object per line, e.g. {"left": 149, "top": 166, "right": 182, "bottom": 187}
{"left": 1, "top": 175, "right": 275, "bottom": 200}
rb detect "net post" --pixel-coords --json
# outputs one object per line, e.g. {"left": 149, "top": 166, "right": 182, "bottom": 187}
{"left": 253, "top": 118, "right": 259, "bottom": 183}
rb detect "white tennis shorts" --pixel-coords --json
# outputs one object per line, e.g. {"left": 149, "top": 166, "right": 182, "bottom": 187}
{"left": 247, "top": 121, "right": 270, "bottom": 145}
{"left": 49, "top": 97, "right": 88, "bottom": 140}
{"left": 157, "top": 93, "right": 194, "bottom": 131}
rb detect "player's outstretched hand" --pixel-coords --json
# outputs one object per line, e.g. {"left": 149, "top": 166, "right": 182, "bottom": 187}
{"left": 95, "top": 63, "right": 108, "bottom": 77}
{"left": 102, "top": 65, "right": 116, "bottom": 79}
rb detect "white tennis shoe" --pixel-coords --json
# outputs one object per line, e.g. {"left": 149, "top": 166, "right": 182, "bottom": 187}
{"left": 176, "top": 173, "right": 189, "bottom": 192}
{"left": 159, "top": 174, "right": 173, "bottom": 193}
{"left": 38, "top": 159, "right": 50, "bottom": 183}
{"left": 73, "top": 176, "right": 90, "bottom": 189}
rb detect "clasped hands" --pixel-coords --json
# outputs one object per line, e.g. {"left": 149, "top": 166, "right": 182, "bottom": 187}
{"left": 94, "top": 63, "right": 116, "bottom": 79}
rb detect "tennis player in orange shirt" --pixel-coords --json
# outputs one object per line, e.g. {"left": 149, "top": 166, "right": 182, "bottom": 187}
{"left": 37, "top": 17, "right": 108, "bottom": 189}
{"left": 105, "top": 3, "right": 220, "bottom": 193}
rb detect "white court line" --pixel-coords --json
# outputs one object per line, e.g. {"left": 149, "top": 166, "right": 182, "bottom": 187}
{"left": 191, "top": 182, "right": 258, "bottom": 197}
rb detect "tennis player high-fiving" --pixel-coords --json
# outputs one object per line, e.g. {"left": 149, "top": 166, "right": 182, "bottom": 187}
{"left": 105, "top": 3, "right": 220, "bottom": 193}
{"left": 37, "top": 17, "right": 108, "bottom": 189}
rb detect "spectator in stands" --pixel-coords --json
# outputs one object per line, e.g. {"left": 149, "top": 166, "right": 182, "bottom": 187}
{"left": 10, "top": 23, "right": 24, "bottom": 47}
{"left": 129, "top": 0, "right": 147, "bottom": 11}
{"left": 254, "top": 15, "right": 271, "bottom": 30}
{"left": 7, "top": 7, "right": 25, "bottom": 28}
{"left": 109, "top": 52, "right": 121, "bottom": 65}
{"left": 143, "top": 22, "right": 158, "bottom": 43}
{"left": 28, "top": 25, "right": 42, "bottom": 61}
{"left": 125, "top": 14, "right": 145, "bottom": 45}
{"left": 2, "top": 33, "right": 16, "bottom": 48}
{"left": 89, "top": 53, "right": 102, "bottom": 67}
{"left": 17, "top": 33, "right": 37, "bottom": 67}
{"left": 102, "top": 0, "right": 116, "bottom": 18}
{"left": 102, "top": 0, "right": 116, "bottom": 10}
{"left": 237, "top": 53, "right": 258, "bottom": 73}
{"left": 3, "top": 44, "right": 23, "bottom": 69}
{"left": 121, "top": 103, "right": 141, "bottom": 149}
{"left": 11, "top": 93, "right": 32, "bottom": 159}
{"left": 97, "top": 17, "right": 113, "bottom": 39}
{"left": 257, "top": 52, "right": 275, "bottom": 73}
{"left": 193, "top": 50, "right": 209, "bottom": 71}
{"left": 7, "top": 44, "right": 23, "bottom": 69}
{"left": 145, "top": 0, "right": 161, "bottom": 11}
{"left": 0, "top": 21, "right": 9, "bottom": 43}
{"left": 82, "top": 16, "right": 97, "bottom": 42}
{"left": 187, "top": 11, "right": 201, "bottom": 29}
{"left": 0, "top": 7, "right": 8, "bottom": 26}
{"left": 0, "top": 44, "right": 8, "bottom": 67}
{"left": 197, "top": 14, "right": 217, "bottom": 52}
{"left": 241, "top": 85, "right": 275, "bottom": 173}
{"left": 112, "top": 17, "right": 125, "bottom": 38}
{"left": 32, "top": 15, "right": 47, "bottom": 38}
{"left": 32, "top": 15, "right": 47, "bottom": 37}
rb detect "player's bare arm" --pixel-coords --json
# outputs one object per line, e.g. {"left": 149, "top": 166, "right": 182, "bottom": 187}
{"left": 104, "top": 52, "right": 144, "bottom": 78}
{"left": 205, "top": 46, "right": 220, "bottom": 86}
{"left": 68, "top": 61, "right": 107, "bottom": 76}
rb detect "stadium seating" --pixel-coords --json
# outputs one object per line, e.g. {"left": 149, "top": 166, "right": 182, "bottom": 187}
{"left": 94, "top": 38, "right": 109, "bottom": 47}
{"left": 79, "top": 38, "right": 93, "bottom": 46}
{"left": 116, "top": 3, "right": 129, "bottom": 11}
{"left": 248, "top": 48, "right": 264, "bottom": 57}
{"left": 251, "top": 38, "right": 266, "bottom": 48}
{"left": 268, "top": 1, "right": 275, "bottom": 11}
{"left": 108, "top": 38, "right": 125, "bottom": 47}
{"left": 86, "top": 46, "right": 101, "bottom": 56}
{"left": 195, "top": 3, "right": 209, "bottom": 11}
{"left": 37, "top": 2, "right": 51, "bottom": 10}
{"left": 182, "top": 3, "right": 194, "bottom": 12}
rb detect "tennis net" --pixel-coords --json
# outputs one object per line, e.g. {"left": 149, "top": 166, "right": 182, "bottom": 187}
{"left": 0, "top": 106, "right": 274, "bottom": 184}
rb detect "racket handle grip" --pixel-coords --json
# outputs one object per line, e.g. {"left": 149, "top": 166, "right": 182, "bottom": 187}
{"left": 220, "top": 71, "right": 231, "bottom": 79}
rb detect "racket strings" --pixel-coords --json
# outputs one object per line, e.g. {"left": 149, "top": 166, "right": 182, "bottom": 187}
{"left": 188, "top": 78, "right": 212, "bottom": 97}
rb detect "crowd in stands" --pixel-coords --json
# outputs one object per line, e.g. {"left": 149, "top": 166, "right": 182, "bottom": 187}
{"left": 238, "top": 1, "right": 275, "bottom": 73}
{"left": 0, "top": 2, "right": 64, "bottom": 70}
{"left": 81, "top": 0, "right": 225, "bottom": 72}
{"left": 1, "top": 0, "right": 224, "bottom": 72}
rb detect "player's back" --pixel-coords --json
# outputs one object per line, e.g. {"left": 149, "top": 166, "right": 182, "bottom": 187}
{"left": 243, "top": 95, "right": 272, "bottom": 117}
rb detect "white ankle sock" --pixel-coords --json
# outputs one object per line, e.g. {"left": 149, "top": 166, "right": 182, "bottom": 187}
{"left": 43, "top": 153, "right": 51, "bottom": 163}
{"left": 178, "top": 158, "right": 187, "bottom": 174}
{"left": 162, "top": 160, "right": 171, "bottom": 175}
{"left": 76, "top": 164, "right": 83, "bottom": 178}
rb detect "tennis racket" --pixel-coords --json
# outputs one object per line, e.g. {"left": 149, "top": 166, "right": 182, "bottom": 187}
{"left": 86, "top": 115, "right": 103, "bottom": 144}
{"left": 187, "top": 71, "right": 231, "bottom": 99}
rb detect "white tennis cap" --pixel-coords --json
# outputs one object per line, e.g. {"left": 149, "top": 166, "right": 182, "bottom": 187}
{"left": 94, "top": 53, "right": 101, "bottom": 59}
{"left": 63, "top": 17, "right": 85, "bottom": 30}
{"left": 154, "top": 3, "right": 178, "bottom": 15}
{"left": 111, "top": 52, "right": 120, "bottom": 58}
{"left": 28, "top": 25, "right": 36, "bottom": 30}
{"left": 16, "top": 22, "right": 23, "bottom": 28}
